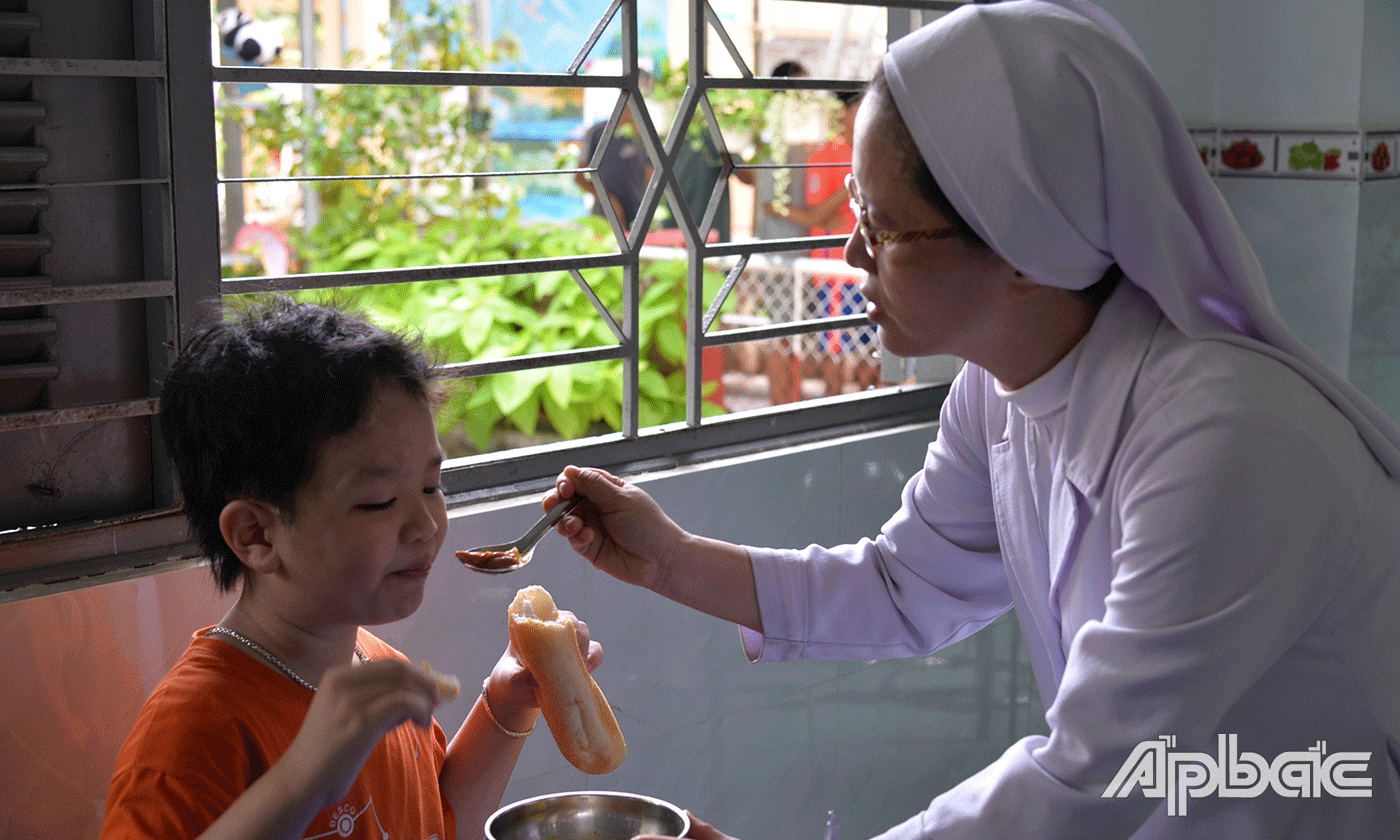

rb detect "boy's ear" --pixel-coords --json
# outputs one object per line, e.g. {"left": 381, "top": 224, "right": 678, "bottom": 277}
{"left": 219, "top": 499, "right": 282, "bottom": 573}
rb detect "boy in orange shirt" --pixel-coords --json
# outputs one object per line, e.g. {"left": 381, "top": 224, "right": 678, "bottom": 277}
{"left": 101, "top": 299, "right": 600, "bottom": 840}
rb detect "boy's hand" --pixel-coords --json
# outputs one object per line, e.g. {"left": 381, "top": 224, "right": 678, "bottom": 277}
{"left": 484, "top": 608, "right": 603, "bottom": 731}
{"left": 281, "top": 659, "right": 439, "bottom": 811}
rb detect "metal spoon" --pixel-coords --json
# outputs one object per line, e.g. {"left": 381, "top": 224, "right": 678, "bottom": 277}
{"left": 455, "top": 495, "right": 583, "bottom": 573}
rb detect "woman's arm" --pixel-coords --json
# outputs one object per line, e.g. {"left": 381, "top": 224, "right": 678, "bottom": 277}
{"left": 549, "top": 466, "right": 762, "bottom": 632}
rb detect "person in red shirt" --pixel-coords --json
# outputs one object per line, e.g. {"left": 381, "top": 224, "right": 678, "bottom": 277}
{"left": 768, "top": 90, "right": 860, "bottom": 252}
{"left": 773, "top": 91, "right": 877, "bottom": 396}
{"left": 802, "top": 90, "right": 861, "bottom": 258}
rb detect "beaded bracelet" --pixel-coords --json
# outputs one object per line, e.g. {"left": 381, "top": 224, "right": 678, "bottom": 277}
{"left": 480, "top": 679, "right": 535, "bottom": 738}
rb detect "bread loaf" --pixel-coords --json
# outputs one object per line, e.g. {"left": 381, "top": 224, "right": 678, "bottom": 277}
{"left": 420, "top": 662, "right": 461, "bottom": 701}
{"left": 508, "top": 585, "right": 626, "bottom": 773}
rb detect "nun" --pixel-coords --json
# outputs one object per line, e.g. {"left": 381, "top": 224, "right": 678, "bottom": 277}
{"left": 552, "top": 1, "right": 1400, "bottom": 836}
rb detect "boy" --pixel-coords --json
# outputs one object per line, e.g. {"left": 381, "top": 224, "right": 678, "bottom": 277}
{"left": 101, "top": 298, "right": 596, "bottom": 840}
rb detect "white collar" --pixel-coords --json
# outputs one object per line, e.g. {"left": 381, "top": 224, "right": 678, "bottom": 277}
{"left": 996, "top": 336, "right": 1082, "bottom": 421}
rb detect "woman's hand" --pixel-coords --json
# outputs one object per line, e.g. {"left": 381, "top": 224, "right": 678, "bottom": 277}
{"left": 638, "top": 811, "right": 739, "bottom": 840}
{"left": 548, "top": 466, "right": 689, "bottom": 591}
{"left": 549, "top": 465, "right": 763, "bottom": 631}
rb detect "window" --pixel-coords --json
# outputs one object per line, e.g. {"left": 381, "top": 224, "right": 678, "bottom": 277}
{"left": 0, "top": 0, "right": 961, "bottom": 597}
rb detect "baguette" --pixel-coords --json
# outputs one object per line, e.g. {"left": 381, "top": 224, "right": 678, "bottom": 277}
{"left": 420, "top": 662, "right": 461, "bottom": 701}
{"left": 507, "top": 585, "right": 626, "bottom": 773}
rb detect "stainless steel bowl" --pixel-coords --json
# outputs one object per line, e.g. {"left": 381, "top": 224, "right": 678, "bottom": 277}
{"left": 486, "top": 791, "right": 689, "bottom": 840}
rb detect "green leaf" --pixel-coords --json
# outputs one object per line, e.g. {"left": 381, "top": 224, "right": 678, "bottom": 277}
{"left": 589, "top": 319, "right": 616, "bottom": 345}
{"left": 459, "top": 307, "right": 497, "bottom": 355}
{"left": 641, "top": 276, "right": 681, "bottom": 306}
{"left": 639, "top": 366, "right": 670, "bottom": 399}
{"left": 482, "top": 294, "right": 537, "bottom": 326}
{"left": 420, "top": 308, "right": 464, "bottom": 340}
{"left": 652, "top": 317, "right": 686, "bottom": 364}
{"left": 546, "top": 365, "right": 574, "bottom": 407}
{"left": 536, "top": 312, "right": 578, "bottom": 332}
{"left": 542, "top": 387, "right": 588, "bottom": 440}
{"left": 701, "top": 399, "right": 727, "bottom": 419}
{"left": 462, "top": 405, "right": 502, "bottom": 453}
{"left": 492, "top": 367, "right": 549, "bottom": 416}
{"left": 504, "top": 391, "right": 540, "bottom": 436}
{"left": 533, "top": 271, "right": 570, "bottom": 298}
{"left": 639, "top": 395, "right": 668, "bottom": 429}
{"left": 338, "top": 239, "right": 380, "bottom": 264}
{"left": 465, "top": 381, "right": 496, "bottom": 409}
{"left": 599, "top": 398, "right": 622, "bottom": 431}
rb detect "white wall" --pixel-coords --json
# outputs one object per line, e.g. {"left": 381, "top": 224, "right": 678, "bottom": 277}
{"left": 0, "top": 422, "right": 1045, "bottom": 840}
{"left": 1098, "top": 0, "right": 1400, "bottom": 402}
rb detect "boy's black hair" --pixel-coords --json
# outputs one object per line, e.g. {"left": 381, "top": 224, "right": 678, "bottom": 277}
{"left": 159, "top": 297, "right": 437, "bottom": 592}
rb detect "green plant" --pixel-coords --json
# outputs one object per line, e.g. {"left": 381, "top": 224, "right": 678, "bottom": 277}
{"left": 306, "top": 209, "right": 726, "bottom": 453}
{"left": 221, "top": 0, "right": 521, "bottom": 257}
{"left": 219, "top": 3, "right": 728, "bottom": 455}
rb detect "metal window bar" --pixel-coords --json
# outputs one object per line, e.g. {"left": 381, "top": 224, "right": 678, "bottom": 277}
{"left": 210, "top": 0, "right": 949, "bottom": 432}
{"left": 0, "top": 0, "right": 188, "bottom": 590}
{"left": 0, "top": 0, "right": 957, "bottom": 596}
{"left": 213, "top": 1, "right": 652, "bottom": 438}
{"left": 212, "top": 0, "right": 953, "bottom": 457}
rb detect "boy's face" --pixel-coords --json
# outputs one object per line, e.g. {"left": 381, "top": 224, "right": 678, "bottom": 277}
{"left": 265, "top": 380, "right": 447, "bottom": 630}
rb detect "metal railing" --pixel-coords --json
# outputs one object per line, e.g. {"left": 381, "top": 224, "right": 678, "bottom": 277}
{"left": 0, "top": 0, "right": 962, "bottom": 596}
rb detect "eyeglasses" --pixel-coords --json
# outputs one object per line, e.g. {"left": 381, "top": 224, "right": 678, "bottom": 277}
{"left": 845, "top": 173, "right": 959, "bottom": 259}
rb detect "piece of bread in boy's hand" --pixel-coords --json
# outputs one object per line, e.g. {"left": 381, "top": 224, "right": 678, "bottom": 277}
{"left": 507, "top": 585, "right": 626, "bottom": 774}
{"left": 420, "top": 661, "right": 461, "bottom": 701}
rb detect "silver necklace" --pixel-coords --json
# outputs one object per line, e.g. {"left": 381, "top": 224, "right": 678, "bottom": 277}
{"left": 207, "top": 626, "right": 367, "bottom": 692}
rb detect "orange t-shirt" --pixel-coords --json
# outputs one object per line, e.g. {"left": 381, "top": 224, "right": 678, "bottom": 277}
{"left": 805, "top": 137, "right": 857, "bottom": 259}
{"left": 100, "top": 628, "right": 454, "bottom": 840}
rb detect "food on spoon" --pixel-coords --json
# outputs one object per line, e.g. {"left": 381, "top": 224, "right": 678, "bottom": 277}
{"left": 456, "top": 546, "right": 522, "bottom": 570}
{"left": 420, "top": 662, "right": 461, "bottom": 701}
{"left": 507, "top": 585, "right": 626, "bottom": 774}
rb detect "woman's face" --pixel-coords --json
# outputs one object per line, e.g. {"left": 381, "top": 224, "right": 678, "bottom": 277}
{"left": 844, "top": 96, "right": 1022, "bottom": 363}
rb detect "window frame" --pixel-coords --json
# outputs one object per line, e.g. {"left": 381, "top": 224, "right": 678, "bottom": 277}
{"left": 0, "top": 0, "right": 961, "bottom": 599}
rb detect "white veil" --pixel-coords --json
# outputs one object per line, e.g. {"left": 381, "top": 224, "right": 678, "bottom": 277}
{"left": 883, "top": 0, "right": 1400, "bottom": 478}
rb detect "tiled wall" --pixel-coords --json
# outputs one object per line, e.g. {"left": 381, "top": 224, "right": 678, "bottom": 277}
{"left": 1100, "top": 0, "right": 1400, "bottom": 405}
{"left": 1351, "top": 179, "right": 1400, "bottom": 420}
{"left": 0, "top": 422, "right": 1047, "bottom": 840}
